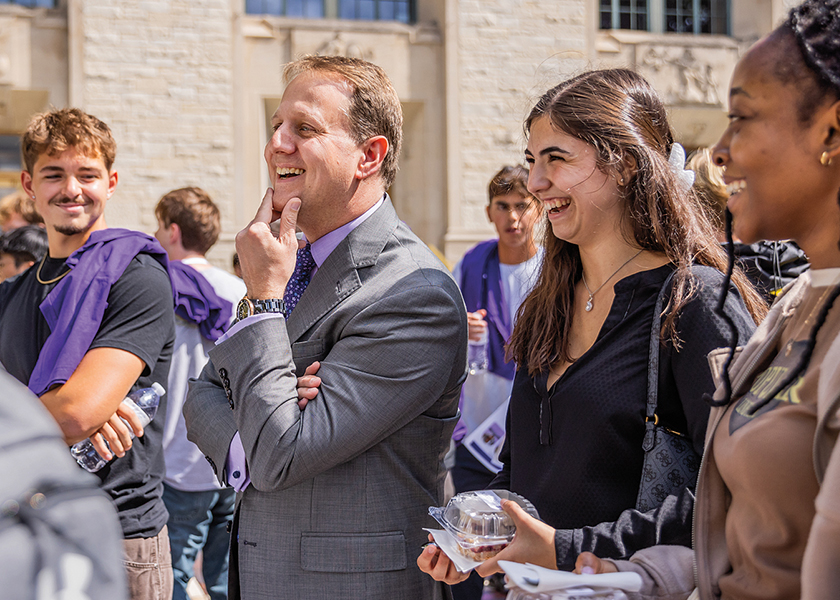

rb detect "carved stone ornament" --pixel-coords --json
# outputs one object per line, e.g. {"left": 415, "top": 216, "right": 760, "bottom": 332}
{"left": 641, "top": 47, "right": 720, "bottom": 106}
{"left": 316, "top": 33, "right": 373, "bottom": 61}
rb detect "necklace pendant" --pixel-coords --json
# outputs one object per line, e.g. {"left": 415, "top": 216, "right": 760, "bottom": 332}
{"left": 585, "top": 297, "right": 594, "bottom": 312}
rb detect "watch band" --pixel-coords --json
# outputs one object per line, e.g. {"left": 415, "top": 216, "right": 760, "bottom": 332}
{"left": 253, "top": 298, "right": 286, "bottom": 316}
{"left": 235, "top": 297, "right": 287, "bottom": 322}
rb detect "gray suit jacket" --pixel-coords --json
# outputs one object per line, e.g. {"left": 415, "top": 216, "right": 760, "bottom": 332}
{"left": 185, "top": 198, "right": 467, "bottom": 599}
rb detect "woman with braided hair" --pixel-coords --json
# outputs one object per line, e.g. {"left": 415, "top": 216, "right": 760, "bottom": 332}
{"left": 569, "top": 0, "right": 840, "bottom": 597}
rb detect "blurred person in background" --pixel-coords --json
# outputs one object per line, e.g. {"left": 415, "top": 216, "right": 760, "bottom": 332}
{"left": 155, "top": 186, "right": 245, "bottom": 600}
{"left": 0, "top": 189, "right": 43, "bottom": 232}
{"left": 688, "top": 147, "right": 809, "bottom": 304}
{"left": 0, "top": 224, "right": 48, "bottom": 280}
{"left": 448, "top": 164, "right": 543, "bottom": 600}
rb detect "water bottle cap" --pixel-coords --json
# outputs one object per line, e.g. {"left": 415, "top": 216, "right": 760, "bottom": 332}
{"left": 151, "top": 381, "right": 166, "bottom": 397}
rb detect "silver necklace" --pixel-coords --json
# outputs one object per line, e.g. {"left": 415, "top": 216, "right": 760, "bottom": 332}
{"left": 581, "top": 249, "right": 644, "bottom": 312}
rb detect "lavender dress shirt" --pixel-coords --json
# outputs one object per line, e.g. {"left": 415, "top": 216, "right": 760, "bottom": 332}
{"left": 223, "top": 197, "right": 384, "bottom": 491}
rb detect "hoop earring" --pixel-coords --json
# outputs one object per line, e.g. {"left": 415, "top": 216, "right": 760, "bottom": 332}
{"left": 821, "top": 151, "right": 833, "bottom": 167}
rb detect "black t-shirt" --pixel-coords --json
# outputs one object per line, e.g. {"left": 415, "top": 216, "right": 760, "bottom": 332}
{"left": 0, "top": 252, "right": 175, "bottom": 539}
{"left": 492, "top": 264, "right": 757, "bottom": 530}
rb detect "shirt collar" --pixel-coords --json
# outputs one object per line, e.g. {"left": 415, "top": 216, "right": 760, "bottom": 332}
{"left": 308, "top": 195, "right": 385, "bottom": 268}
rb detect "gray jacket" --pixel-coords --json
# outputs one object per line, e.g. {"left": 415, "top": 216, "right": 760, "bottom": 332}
{"left": 184, "top": 198, "right": 468, "bottom": 599}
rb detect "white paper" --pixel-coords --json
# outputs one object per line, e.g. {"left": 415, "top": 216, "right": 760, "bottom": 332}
{"left": 498, "top": 561, "right": 643, "bottom": 594}
{"left": 462, "top": 397, "right": 509, "bottom": 472}
{"left": 423, "top": 528, "right": 484, "bottom": 573}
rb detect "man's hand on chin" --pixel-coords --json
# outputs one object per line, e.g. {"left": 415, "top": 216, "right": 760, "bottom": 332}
{"left": 235, "top": 188, "right": 302, "bottom": 300}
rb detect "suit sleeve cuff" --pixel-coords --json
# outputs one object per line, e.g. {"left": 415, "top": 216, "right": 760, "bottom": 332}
{"left": 217, "top": 313, "right": 284, "bottom": 345}
{"left": 226, "top": 431, "right": 251, "bottom": 492}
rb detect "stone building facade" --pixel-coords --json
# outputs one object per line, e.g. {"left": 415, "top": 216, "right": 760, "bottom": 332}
{"left": 1, "top": 0, "right": 791, "bottom": 265}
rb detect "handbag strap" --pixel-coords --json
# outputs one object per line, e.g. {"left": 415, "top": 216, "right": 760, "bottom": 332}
{"left": 642, "top": 269, "right": 677, "bottom": 452}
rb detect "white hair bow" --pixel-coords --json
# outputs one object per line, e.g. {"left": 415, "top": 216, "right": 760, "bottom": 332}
{"left": 668, "top": 143, "right": 695, "bottom": 194}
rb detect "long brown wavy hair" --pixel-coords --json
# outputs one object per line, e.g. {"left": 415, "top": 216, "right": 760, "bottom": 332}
{"left": 508, "top": 69, "right": 767, "bottom": 376}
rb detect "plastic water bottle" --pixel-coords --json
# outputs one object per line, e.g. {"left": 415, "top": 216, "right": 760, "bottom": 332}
{"left": 70, "top": 382, "right": 166, "bottom": 473}
{"left": 468, "top": 329, "right": 489, "bottom": 375}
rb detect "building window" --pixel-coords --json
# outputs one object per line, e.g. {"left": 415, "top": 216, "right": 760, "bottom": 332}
{"left": 0, "top": 135, "right": 22, "bottom": 200}
{"left": 246, "top": 0, "right": 414, "bottom": 23}
{"left": 0, "top": 136, "right": 21, "bottom": 172}
{"left": 600, "top": 0, "right": 648, "bottom": 30}
{"left": 601, "top": 0, "right": 727, "bottom": 34}
{"left": 664, "top": 0, "right": 727, "bottom": 33}
{"left": 0, "top": 0, "right": 57, "bottom": 7}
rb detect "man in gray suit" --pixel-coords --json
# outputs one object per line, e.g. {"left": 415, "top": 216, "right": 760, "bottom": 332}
{"left": 184, "top": 55, "right": 468, "bottom": 599}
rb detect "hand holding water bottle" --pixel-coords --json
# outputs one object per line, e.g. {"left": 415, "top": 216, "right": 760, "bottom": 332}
{"left": 467, "top": 309, "right": 488, "bottom": 375}
{"left": 71, "top": 382, "right": 166, "bottom": 472}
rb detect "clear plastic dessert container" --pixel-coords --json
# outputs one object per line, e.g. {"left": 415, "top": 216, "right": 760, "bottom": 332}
{"left": 429, "top": 490, "right": 540, "bottom": 561}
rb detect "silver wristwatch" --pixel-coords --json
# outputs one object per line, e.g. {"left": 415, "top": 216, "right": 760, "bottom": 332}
{"left": 235, "top": 297, "right": 287, "bottom": 322}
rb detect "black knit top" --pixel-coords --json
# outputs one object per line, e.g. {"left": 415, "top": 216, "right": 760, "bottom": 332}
{"left": 492, "top": 264, "right": 756, "bottom": 532}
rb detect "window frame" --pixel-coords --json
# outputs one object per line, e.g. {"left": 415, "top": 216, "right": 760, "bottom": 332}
{"left": 244, "top": 0, "right": 416, "bottom": 23}
{"left": 0, "top": 0, "right": 58, "bottom": 8}
{"left": 601, "top": 0, "right": 729, "bottom": 35}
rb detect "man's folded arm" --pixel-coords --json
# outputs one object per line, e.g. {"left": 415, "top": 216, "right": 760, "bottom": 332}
{"left": 184, "top": 359, "right": 240, "bottom": 486}
{"left": 207, "top": 280, "right": 466, "bottom": 493}
{"left": 40, "top": 347, "right": 145, "bottom": 445}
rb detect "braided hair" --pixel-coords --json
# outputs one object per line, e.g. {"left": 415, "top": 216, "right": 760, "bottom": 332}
{"left": 712, "top": 0, "right": 840, "bottom": 406}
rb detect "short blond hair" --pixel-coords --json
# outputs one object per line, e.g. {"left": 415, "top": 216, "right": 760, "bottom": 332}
{"left": 284, "top": 55, "right": 403, "bottom": 188}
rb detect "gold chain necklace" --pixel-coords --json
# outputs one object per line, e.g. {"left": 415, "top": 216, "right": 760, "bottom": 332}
{"left": 35, "top": 254, "right": 71, "bottom": 285}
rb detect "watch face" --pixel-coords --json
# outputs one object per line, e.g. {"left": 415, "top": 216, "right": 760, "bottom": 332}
{"left": 236, "top": 297, "right": 253, "bottom": 321}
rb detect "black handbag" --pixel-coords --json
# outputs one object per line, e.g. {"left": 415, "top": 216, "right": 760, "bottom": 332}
{"left": 635, "top": 271, "right": 702, "bottom": 512}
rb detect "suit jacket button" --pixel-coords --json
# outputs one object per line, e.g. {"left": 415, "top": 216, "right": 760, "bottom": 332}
{"left": 218, "top": 368, "right": 234, "bottom": 409}
{"left": 204, "top": 455, "right": 217, "bottom": 474}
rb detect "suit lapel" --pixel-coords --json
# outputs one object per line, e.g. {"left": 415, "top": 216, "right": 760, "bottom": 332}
{"left": 286, "top": 197, "right": 399, "bottom": 342}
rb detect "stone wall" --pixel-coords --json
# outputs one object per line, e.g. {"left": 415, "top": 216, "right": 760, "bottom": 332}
{"left": 444, "top": 0, "right": 590, "bottom": 261}
{"left": 71, "top": 0, "right": 237, "bottom": 266}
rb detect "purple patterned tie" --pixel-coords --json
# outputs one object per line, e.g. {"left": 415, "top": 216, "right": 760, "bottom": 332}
{"left": 283, "top": 243, "right": 316, "bottom": 314}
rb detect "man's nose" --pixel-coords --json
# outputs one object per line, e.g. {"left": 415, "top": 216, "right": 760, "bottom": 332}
{"left": 64, "top": 176, "right": 83, "bottom": 197}
{"left": 269, "top": 125, "right": 295, "bottom": 154}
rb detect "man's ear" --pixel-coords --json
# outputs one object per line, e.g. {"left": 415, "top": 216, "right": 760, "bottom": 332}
{"left": 21, "top": 171, "right": 34, "bottom": 198}
{"left": 356, "top": 136, "right": 388, "bottom": 180}
{"left": 169, "top": 222, "right": 182, "bottom": 247}
{"left": 107, "top": 170, "right": 118, "bottom": 198}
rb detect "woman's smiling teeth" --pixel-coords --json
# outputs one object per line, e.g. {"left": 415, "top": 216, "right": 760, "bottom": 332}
{"left": 276, "top": 167, "right": 304, "bottom": 179}
{"left": 727, "top": 180, "right": 746, "bottom": 196}
{"left": 544, "top": 198, "right": 571, "bottom": 213}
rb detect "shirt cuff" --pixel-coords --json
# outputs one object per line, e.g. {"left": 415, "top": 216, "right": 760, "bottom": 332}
{"left": 555, "top": 528, "right": 577, "bottom": 571}
{"left": 226, "top": 431, "right": 251, "bottom": 492}
{"left": 217, "top": 313, "right": 284, "bottom": 345}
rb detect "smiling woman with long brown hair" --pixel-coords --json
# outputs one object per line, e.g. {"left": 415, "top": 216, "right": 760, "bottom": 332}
{"left": 418, "top": 67, "right": 766, "bottom": 586}
{"left": 567, "top": 0, "right": 840, "bottom": 597}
